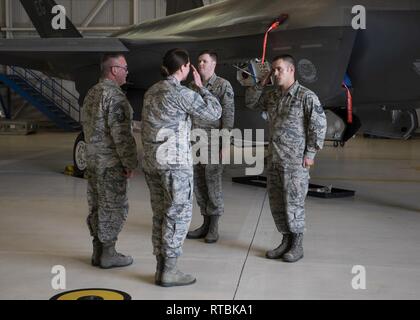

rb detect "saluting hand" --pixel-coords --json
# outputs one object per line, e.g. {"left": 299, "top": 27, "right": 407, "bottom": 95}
{"left": 259, "top": 69, "right": 273, "bottom": 87}
{"left": 191, "top": 65, "right": 203, "bottom": 88}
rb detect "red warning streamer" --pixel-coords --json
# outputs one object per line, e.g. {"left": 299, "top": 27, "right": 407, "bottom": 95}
{"left": 342, "top": 82, "right": 353, "bottom": 124}
{"left": 261, "top": 14, "right": 289, "bottom": 64}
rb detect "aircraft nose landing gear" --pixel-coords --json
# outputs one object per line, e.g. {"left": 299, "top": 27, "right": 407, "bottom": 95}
{"left": 73, "top": 132, "right": 87, "bottom": 177}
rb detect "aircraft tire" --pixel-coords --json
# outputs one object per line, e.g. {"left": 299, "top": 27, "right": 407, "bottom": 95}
{"left": 73, "top": 131, "right": 86, "bottom": 178}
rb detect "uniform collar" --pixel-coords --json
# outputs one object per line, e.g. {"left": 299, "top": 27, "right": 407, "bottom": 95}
{"left": 203, "top": 73, "right": 217, "bottom": 88}
{"left": 279, "top": 80, "right": 300, "bottom": 97}
{"left": 167, "top": 75, "right": 181, "bottom": 85}
{"left": 101, "top": 78, "right": 118, "bottom": 86}
{"left": 100, "top": 78, "right": 122, "bottom": 91}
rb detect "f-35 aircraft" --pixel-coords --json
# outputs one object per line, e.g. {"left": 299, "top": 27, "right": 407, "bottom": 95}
{"left": 1, "top": 0, "right": 420, "bottom": 173}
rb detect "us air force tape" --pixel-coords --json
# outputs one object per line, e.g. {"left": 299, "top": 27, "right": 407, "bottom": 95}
{"left": 50, "top": 288, "right": 131, "bottom": 300}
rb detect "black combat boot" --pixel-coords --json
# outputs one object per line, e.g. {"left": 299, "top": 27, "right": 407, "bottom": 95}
{"left": 155, "top": 255, "right": 164, "bottom": 285}
{"left": 283, "top": 233, "right": 304, "bottom": 263}
{"left": 99, "top": 242, "right": 133, "bottom": 269}
{"left": 265, "top": 234, "right": 292, "bottom": 259}
{"left": 91, "top": 237, "right": 102, "bottom": 266}
{"left": 160, "top": 257, "right": 196, "bottom": 287}
{"left": 205, "top": 216, "right": 220, "bottom": 243}
{"left": 186, "top": 216, "right": 210, "bottom": 239}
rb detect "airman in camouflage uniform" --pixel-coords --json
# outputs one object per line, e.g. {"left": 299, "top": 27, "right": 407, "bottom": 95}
{"left": 82, "top": 54, "right": 138, "bottom": 269}
{"left": 142, "top": 48, "right": 222, "bottom": 286}
{"left": 187, "top": 51, "right": 235, "bottom": 244}
{"left": 246, "top": 55, "right": 326, "bottom": 262}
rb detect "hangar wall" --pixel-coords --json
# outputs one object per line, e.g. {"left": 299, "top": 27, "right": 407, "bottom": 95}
{"left": 0, "top": 0, "right": 223, "bottom": 39}
{"left": 0, "top": 0, "right": 224, "bottom": 122}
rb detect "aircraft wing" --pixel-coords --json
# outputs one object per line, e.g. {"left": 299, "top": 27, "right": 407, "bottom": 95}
{"left": 0, "top": 38, "right": 128, "bottom": 80}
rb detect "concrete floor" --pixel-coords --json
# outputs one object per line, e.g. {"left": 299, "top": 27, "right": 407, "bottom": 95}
{"left": 0, "top": 132, "right": 419, "bottom": 300}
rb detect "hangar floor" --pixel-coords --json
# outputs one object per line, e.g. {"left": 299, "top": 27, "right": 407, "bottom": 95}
{"left": 0, "top": 132, "right": 419, "bottom": 300}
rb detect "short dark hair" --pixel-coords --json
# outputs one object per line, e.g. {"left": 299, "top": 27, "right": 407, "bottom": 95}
{"left": 161, "top": 48, "right": 190, "bottom": 77}
{"left": 198, "top": 50, "right": 218, "bottom": 63}
{"left": 272, "top": 54, "right": 296, "bottom": 69}
{"left": 100, "top": 53, "right": 125, "bottom": 76}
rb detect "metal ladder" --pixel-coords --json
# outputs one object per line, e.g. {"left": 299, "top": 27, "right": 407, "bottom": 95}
{"left": 0, "top": 66, "right": 81, "bottom": 131}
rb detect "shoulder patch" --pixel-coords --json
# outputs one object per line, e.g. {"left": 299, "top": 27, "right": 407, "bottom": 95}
{"left": 303, "top": 91, "right": 323, "bottom": 114}
{"left": 226, "top": 91, "right": 234, "bottom": 98}
{"left": 314, "top": 103, "right": 324, "bottom": 114}
{"left": 117, "top": 111, "right": 126, "bottom": 122}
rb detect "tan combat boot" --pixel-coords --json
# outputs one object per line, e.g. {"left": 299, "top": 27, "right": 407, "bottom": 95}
{"left": 91, "top": 237, "right": 102, "bottom": 266}
{"left": 155, "top": 255, "right": 164, "bottom": 285}
{"left": 205, "top": 216, "right": 220, "bottom": 243}
{"left": 100, "top": 242, "right": 133, "bottom": 269}
{"left": 160, "top": 257, "right": 196, "bottom": 287}
{"left": 266, "top": 234, "right": 292, "bottom": 259}
{"left": 187, "top": 216, "right": 210, "bottom": 239}
{"left": 283, "top": 233, "right": 304, "bottom": 263}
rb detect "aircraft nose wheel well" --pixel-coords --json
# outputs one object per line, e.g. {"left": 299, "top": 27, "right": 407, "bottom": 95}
{"left": 73, "top": 132, "right": 86, "bottom": 177}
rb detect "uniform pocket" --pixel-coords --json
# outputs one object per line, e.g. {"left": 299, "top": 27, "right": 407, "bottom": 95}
{"left": 289, "top": 104, "right": 304, "bottom": 118}
{"left": 169, "top": 171, "right": 192, "bottom": 205}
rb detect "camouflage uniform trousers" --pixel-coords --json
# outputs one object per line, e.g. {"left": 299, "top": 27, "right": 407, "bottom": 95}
{"left": 86, "top": 164, "right": 129, "bottom": 244}
{"left": 267, "top": 163, "right": 309, "bottom": 234}
{"left": 144, "top": 169, "right": 193, "bottom": 258}
{"left": 194, "top": 163, "right": 224, "bottom": 216}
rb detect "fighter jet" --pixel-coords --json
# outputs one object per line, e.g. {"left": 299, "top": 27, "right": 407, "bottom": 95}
{"left": 1, "top": 0, "right": 420, "bottom": 173}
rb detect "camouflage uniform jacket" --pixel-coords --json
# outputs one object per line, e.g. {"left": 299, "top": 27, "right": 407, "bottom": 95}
{"left": 189, "top": 73, "right": 234, "bottom": 133}
{"left": 82, "top": 78, "right": 138, "bottom": 171}
{"left": 246, "top": 80, "right": 327, "bottom": 168}
{"left": 141, "top": 75, "right": 222, "bottom": 171}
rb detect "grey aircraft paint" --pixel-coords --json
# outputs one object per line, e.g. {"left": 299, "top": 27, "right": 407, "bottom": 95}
{"left": 0, "top": 0, "right": 420, "bottom": 139}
